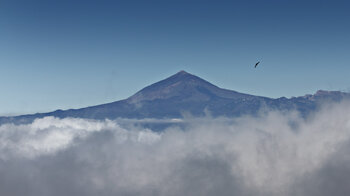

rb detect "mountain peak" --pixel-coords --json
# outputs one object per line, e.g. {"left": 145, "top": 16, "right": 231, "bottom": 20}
{"left": 168, "top": 70, "right": 198, "bottom": 81}
{"left": 175, "top": 70, "right": 191, "bottom": 76}
{"left": 127, "top": 71, "right": 253, "bottom": 104}
{"left": 127, "top": 71, "right": 215, "bottom": 103}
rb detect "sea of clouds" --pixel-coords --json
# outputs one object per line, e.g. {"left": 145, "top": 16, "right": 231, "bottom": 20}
{"left": 1, "top": 101, "right": 350, "bottom": 196}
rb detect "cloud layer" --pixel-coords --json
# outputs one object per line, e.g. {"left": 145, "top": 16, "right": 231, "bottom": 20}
{"left": 1, "top": 102, "right": 350, "bottom": 196}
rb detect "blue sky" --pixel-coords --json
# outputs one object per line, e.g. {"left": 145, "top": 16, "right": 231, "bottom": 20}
{"left": 1, "top": 0, "right": 349, "bottom": 115}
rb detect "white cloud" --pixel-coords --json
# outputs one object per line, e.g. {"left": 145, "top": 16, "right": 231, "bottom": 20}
{"left": 1, "top": 101, "right": 350, "bottom": 195}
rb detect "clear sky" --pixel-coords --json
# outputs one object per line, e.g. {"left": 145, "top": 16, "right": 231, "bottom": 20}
{"left": 1, "top": 0, "right": 349, "bottom": 115}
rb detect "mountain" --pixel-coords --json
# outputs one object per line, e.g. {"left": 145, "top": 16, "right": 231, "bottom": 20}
{"left": 1, "top": 71, "right": 349, "bottom": 124}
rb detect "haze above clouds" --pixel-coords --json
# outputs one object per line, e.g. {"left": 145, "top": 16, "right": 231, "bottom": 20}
{"left": 0, "top": 102, "right": 350, "bottom": 196}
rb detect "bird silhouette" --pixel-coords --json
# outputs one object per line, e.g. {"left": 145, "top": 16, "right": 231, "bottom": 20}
{"left": 254, "top": 61, "right": 260, "bottom": 68}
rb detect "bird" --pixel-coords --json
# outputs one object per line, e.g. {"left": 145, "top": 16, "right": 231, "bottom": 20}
{"left": 254, "top": 61, "right": 260, "bottom": 68}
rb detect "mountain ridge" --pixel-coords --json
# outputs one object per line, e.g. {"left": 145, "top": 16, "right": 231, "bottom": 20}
{"left": 0, "top": 71, "right": 349, "bottom": 124}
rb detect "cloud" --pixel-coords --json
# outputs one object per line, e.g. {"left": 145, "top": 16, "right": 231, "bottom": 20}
{"left": 1, "top": 101, "right": 350, "bottom": 195}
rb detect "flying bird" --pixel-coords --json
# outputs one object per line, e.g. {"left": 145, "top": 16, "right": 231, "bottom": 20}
{"left": 254, "top": 61, "right": 260, "bottom": 68}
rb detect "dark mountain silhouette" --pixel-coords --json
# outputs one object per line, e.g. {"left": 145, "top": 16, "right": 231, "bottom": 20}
{"left": 1, "top": 71, "right": 349, "bottom": 124}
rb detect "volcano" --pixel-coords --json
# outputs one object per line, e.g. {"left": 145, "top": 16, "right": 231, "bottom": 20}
{"left": 1, "top": 71, "right": 349, "bottom": 124}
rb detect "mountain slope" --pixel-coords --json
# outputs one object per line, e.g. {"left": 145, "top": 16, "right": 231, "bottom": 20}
{"left": 1, "top": 71, "right": 349, "bottom": 124}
